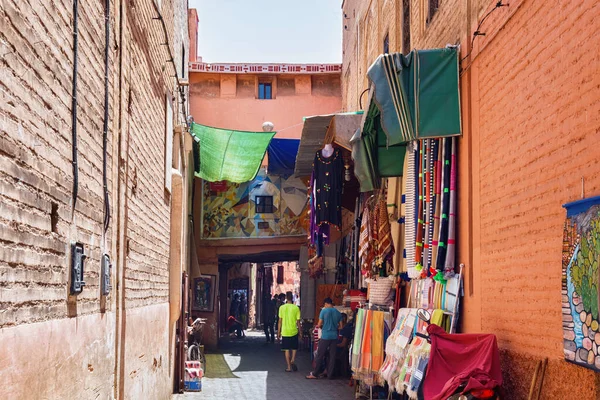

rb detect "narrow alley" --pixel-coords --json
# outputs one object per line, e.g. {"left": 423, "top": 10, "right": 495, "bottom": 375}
{"left": 175, "top": 331, "right": 354, "bottom": 400}
{"left": 2, "top": 0, "right": 600, "bottom": 399}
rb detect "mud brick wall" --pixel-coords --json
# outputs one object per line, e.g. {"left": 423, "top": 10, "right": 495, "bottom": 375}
{"left": 0, "top": 0, "right": 189, "bottom": 398}
{"left": 341, "top": 0, "right": 600, "bottom": 398}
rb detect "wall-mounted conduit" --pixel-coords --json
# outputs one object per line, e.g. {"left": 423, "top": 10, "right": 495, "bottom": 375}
{"left": 71, "top": 0, "right": 80, "bottom": 209}
{"left": 102, "top": 0, "right": 111, "bottom": 233}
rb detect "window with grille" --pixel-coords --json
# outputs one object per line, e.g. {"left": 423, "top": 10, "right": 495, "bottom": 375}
{"left": 255, "top": 195, "right": 274, "bottom": 213}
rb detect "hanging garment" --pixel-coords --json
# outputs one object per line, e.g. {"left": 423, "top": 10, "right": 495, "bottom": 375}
{"left": 352, "top": 308, "right": 366, "bottom": 370}
{"left": 312, "top": 148, "right": 344, "bottom": 229}
{"left": 414, "top": 140, "right": 425, "bottom": 275}
{"left": 431, "top": 141, "right": 443, "bottom": 271}
{"left": 358, "top": 202, "right": 374, "bottom": 274}
{"left": 376, "top": 195, "right": 395, "bottom": 275}
{"left": 405, "top": 142, "right": 417, "bottom": 277}
{"left": 371, "top": 311, "right": 386, "bottom": 373}
{"left": 436, "top": 138, "right": 452, "bottom": 270}
{"left": 444, "top": 138, "right": 457, "bottom": 276}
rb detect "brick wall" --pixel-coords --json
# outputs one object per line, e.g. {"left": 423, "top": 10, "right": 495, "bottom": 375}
{"left": 342, "top": 0, "right": 600, "bottom": 397}
{"left": 471, "top": 0, "right": 600, "bottom": 397}
{"left": 0, "top": 0, "right": 189, "bottom": 398}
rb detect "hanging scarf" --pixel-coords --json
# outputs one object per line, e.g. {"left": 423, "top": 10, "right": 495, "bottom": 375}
{"left": 358, "top": 202, "right": 374, "bottom": 274}
{"left": 405, "top": 142, "right": 418, "bottom": 278}
{"left": 444, "top": 138, "right": 457, "bottom": 277}
{"left": 376, "top": 194, "right": 395, "bottom": 275}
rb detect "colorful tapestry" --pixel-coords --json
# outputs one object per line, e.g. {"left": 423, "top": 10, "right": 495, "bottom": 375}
{"left": 562, "top": 196, "right": 600, "bottom": 370}
{"left": 202, "top": 170, "right": 308, "bottom": 238}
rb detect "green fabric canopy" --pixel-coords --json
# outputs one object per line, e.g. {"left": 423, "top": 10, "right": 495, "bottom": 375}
{"left": 351, "top": 101, "right": 406, "bottom": 192}
{"left": 367, "top": 48, "right": 461, "bottom": 145}
{"left": 191, "top": 123, "right": 276, "bottom": 183}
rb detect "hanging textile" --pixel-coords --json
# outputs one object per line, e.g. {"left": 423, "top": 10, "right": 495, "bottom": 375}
{"left": 312, "top": 148, "right": 344, "bottom": 229}
{"left": 191, "top": 122, "right": 275, "bottom": 183}
{"left": 405, "top": 142, "right": 417, "bottom": 277}
{"left": 366, "top": 48, "right": 461, "bottom": 145}
{"left": 352, "top": 308, "right": 392, "bottom": 385}
{"left": 406, "top": 137, "right": 457, "bottom": 280}
{"left": 375, "top": 194, "right": 395, "bottom": 274}
{"left": 266, "top": 138, "right": 300, "bottom": 176}
{"left": 315, "top": 284, "right": 346, "bottom": 319}
{"left": 444, "top": 138, "right": 457, "bottom": 276}
{"left": 351, "top": 101, "right": 407, "bottom": 193}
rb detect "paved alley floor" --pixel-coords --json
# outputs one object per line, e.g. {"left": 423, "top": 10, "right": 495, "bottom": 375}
{"left": 174, "top": 330, "right": 355, "bottom": 400}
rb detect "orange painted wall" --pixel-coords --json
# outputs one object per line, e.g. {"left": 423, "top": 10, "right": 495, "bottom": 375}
{"left": 342, "top": 0, "right": 600, "bottom": 398}
{"left": 189, "top": 73, "right": 342, "bottom": 139}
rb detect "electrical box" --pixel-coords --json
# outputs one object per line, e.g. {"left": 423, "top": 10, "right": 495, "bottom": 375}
{"left": 70, "top": 242, "right": 86, "bottom": 295}
{"left": 101, "top": 254, "right": 112, "bottom": 296}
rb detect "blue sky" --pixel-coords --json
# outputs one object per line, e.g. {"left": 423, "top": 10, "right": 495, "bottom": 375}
{"left": 188, "top": 0, "right": 343, "bottom": 63}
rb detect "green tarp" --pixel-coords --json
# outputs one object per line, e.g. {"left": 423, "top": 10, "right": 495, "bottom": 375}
{"left": 190, "top": 123, "right": 276, "bottom": 183}
{"left": 367, "top": 48, "right": 462, "bottom": 146}
{"left": 351, "top": 102, "right": 406, "bottom": 192}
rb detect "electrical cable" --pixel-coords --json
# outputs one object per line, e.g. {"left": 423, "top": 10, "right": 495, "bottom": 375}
{"left": 359, "top": 88, "right": 369, "bottom": 110}
{"left": 460, "top": 1, "right": 509, "bottom": 73}
{"left": 151, "top": 3, "right": 189, "bottom": 125}
{"left": 71, "top": 0, "right": 80, "bottom": 209}
{"left": 102, "top": 0, "right": 110, "bottom": 233}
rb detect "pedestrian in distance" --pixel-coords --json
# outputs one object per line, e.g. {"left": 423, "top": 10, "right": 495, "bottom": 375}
{"left": 227, "top": 314, "right": 245, "bottom": 338}
{"left": 239, "top": 293, "right": 248, "bottom": 329}
{"left": 230, "top": 293, "right": 240, "bottom": 319}
{"left": 264, "top": 294, "right": 276, "bottom": 343}
{"left": 277, "top": 291, "right": 301, "bottom": 372}
{"left": 305, "top": 297, "right": 342, "bottom": 380}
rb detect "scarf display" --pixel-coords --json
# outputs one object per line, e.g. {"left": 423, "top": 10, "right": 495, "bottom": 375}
{"left": 352, "top": 308, "right": 392, "bottom": 384}
{"left": 358, "top": 190, "right": 395, "bottom": 279}
{"left": 405, "top": 137, "right": 457, "bottom": 280}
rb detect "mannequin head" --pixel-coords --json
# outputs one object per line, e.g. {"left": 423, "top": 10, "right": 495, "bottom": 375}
{"left": 322, "top": 143, "right": 334, "bottom": 157}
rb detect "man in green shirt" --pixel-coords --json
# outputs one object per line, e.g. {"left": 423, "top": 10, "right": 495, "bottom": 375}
{"left": 277, "top": 291, "right": 301, "bottom": 372}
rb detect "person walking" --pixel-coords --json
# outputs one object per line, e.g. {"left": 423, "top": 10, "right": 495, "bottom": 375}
{"left": 263, "top": 294, "right": 276, "bottom": 343}
{"left": 305, "top": 297, "right": 342, "bottom": 380}
{"left": 277, "top": 291, "right": 301, "bottom": 372}
{"left": 239, "top": 293, "right": 248, "bottom": 329}
{"left": 230, "top": 293, "right": 240, "bottom": 319}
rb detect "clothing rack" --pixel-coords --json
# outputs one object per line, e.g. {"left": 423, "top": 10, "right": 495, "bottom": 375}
{"left": 354, "top": 302, "right": 394, "bottom": 400}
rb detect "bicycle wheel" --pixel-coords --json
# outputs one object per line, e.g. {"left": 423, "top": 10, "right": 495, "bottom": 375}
{"left": 187, "top": 344, "right": 200, "bottom": 361}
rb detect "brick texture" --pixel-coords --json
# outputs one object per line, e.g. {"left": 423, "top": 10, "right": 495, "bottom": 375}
{"left": 1, "top": 0, "right": 189, "bottom": 397}
{"left": 342, "top": 0, "right": 600, "bottom": 397}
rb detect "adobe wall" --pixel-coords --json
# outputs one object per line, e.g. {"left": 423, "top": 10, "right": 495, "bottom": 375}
{"left": 0, "top": 0, "right": 189, "bottom": 397}
{"left": 469, "top": 0, "right": 600, "bottom": 397}
{"left": 189, "top": 73, "right": 342, "bottom": 139}
{"left": 341, "top": 0, "right": 600, "bottom": 397}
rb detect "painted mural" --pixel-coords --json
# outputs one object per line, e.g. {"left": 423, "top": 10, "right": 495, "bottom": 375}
{"left": 202, "top": 170, "right": 309, "bottom": 238}
{"left": 562, "top": 196, "right": 600, "bottom": 370}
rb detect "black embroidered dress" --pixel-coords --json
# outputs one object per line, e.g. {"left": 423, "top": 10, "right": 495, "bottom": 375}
{"left": 312, "top": 148, "right": 343, "bottom": 229}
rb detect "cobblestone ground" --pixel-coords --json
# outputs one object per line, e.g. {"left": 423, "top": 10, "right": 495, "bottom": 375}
{"left": 174, "top": 330, "right": 356, "bottom": 400}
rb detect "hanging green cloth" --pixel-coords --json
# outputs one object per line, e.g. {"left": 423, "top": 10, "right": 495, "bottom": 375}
{"left": 190, "top": 122, "right": 276, "bottom": 183}
{"left": 367, "top": 48, "right": 461, "bottom": 145}
{"left": 351, "top": 102, "right": 407, "bottom": 192}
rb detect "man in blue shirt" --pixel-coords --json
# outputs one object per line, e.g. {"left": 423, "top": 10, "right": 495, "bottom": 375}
{"left": 305, "top": 297, "right": 342, "bottom": 380}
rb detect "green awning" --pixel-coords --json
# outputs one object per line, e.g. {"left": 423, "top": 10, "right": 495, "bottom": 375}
{"left": 367, "top": 48, "right": 461, "bottom": 145}
{"left": 351, "top": 99, "right": 406, "bottom": 192}
{"left": 190, "top": 123, "right": 276, "bottom": 183}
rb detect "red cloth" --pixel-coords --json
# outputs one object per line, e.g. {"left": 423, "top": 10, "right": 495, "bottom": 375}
{"left": 227, "top": 316, "right": 236, "bottom": 330}
{"left": 423, "top": 325, "right": 502, "bottom": 400}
